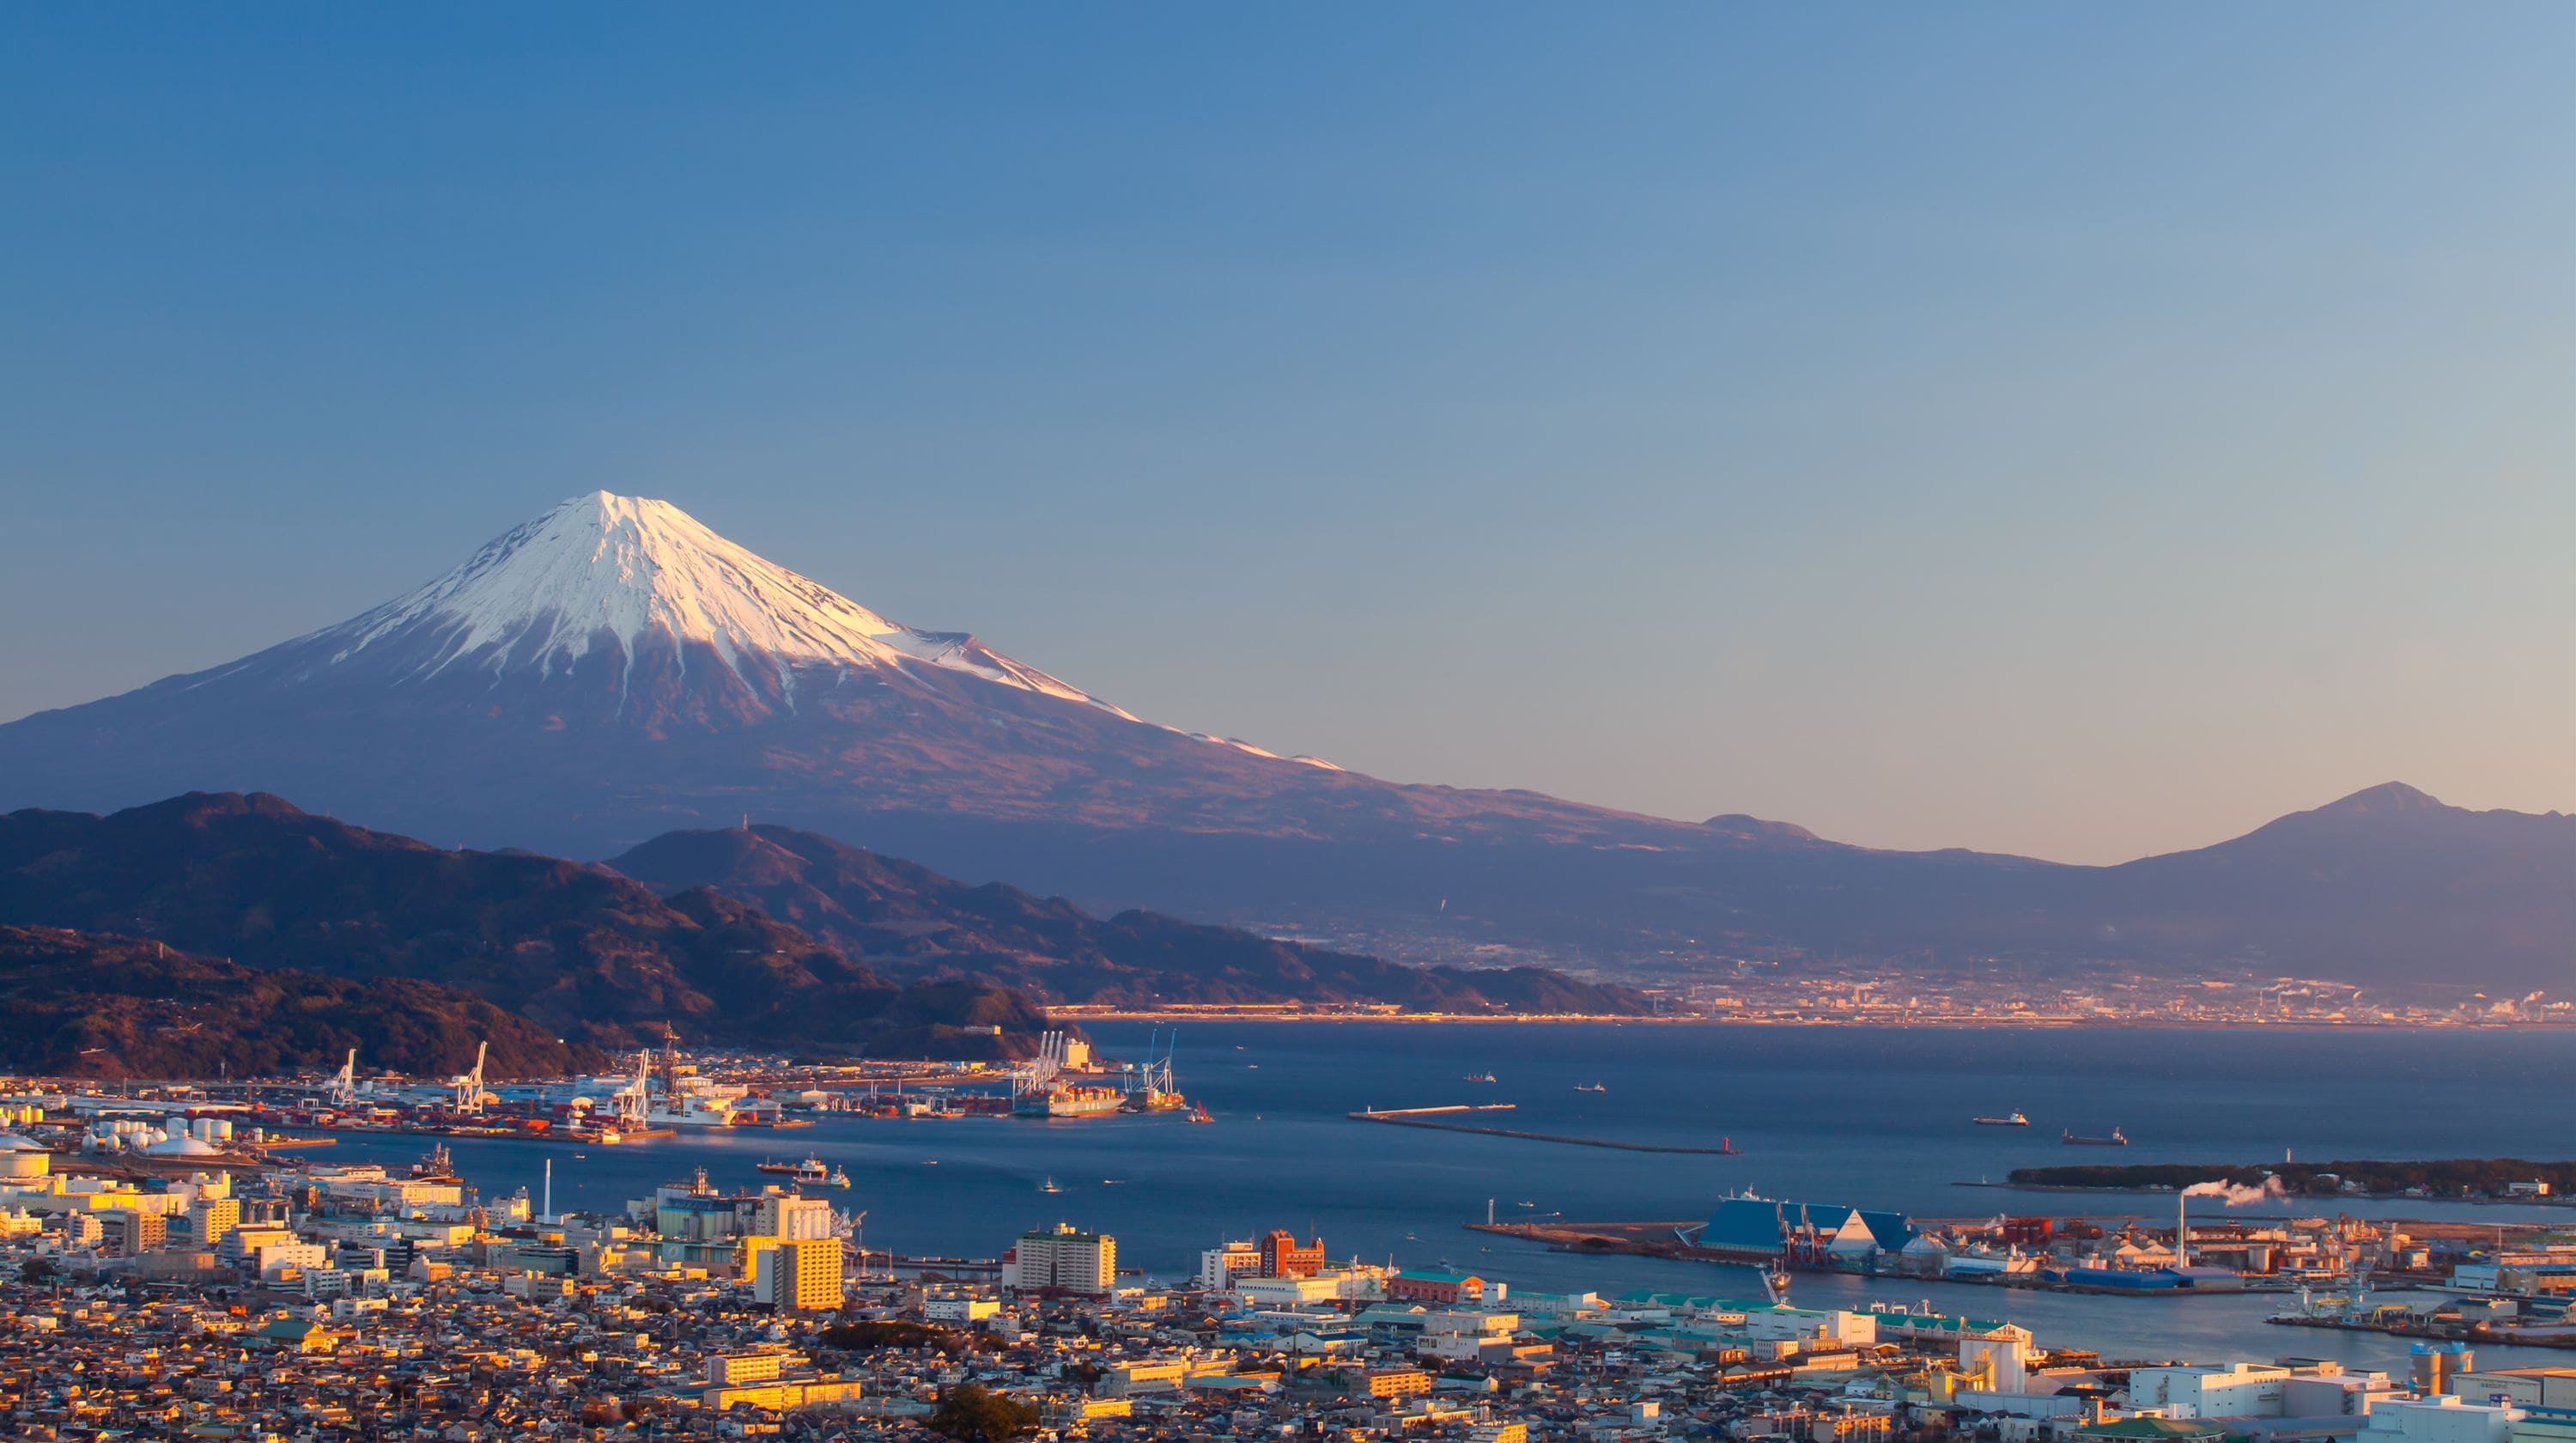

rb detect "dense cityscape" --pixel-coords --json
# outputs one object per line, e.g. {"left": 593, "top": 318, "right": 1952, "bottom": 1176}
{"left": 0, "top": 1052, "right": 2567, "bottom": 1443}
{"left": 1055, "top": 971, "right": 2573, "bottom": 1030}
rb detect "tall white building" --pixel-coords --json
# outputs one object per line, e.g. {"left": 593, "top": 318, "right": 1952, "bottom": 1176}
{"left": 756, "top": 1191, "right": 835, "bottom": 1241}
{"left": 1005, "top": 1222, "right": 1114, "bottom": 1295}
{"left": 752, "top": 1237, "right": 844, "bottom": 1311}
{"left": 1199, "top": 1240, "right": 1260, "bottom": 1290}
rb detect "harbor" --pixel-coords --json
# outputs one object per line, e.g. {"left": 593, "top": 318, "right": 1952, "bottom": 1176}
{"left": 3, "top": 1026, "right": 1212, "bottom": 1168}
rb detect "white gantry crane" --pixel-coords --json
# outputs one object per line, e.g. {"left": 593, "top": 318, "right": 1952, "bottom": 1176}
{"left": 327, "top": 1049, "right": 359, "bottom": 1108}
{"left": 1009, "top": 1031, "right": 1067, "bottom": 1101}
{"left": 1126, "top": 1027, "right": 1177, "bottom": 1102}
{"left": 450, "top": 1041, "right": 488, "bottom": 1116}
{"left": 613, "top": 1050, "right": 652, "bottom": 1130}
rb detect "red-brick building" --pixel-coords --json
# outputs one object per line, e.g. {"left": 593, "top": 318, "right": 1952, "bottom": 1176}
{"left": 1260, "top": 1230, "right": 1327, "bottom": 1279}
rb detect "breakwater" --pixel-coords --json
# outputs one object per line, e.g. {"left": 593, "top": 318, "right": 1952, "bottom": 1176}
{"left": 1351, "top": 1106, "right": 1738, "bottom": 1155}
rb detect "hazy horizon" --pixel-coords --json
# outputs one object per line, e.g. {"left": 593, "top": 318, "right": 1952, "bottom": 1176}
{"left": 5, "top": 6, "right": 2570, "bottom": 864}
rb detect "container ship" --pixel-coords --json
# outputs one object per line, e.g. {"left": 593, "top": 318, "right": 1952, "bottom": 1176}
{"left": 1013, "top": 1085, "right": 1126, "bottom": 1119}
{"left": 1124, "top": 1087, "right": 1187, "bottom": 1113}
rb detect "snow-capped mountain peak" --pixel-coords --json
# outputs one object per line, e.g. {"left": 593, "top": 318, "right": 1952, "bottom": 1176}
{"left": 321, "top": 491, "right": 1128, "bottom": 715}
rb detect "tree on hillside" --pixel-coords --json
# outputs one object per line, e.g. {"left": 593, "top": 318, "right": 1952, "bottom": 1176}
{"left": 929, "top": 1382, "right": 1039, "bottom": 1443}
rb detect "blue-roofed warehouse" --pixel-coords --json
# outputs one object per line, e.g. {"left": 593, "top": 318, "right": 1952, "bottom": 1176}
{"left": 1695, "top": 1196, "right": 1916, "bottom": 1263}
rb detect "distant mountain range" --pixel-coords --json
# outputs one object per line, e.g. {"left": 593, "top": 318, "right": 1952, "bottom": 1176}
{"left": 0, "top": 795, "right": 1649, "bottom": 1078}
{"left": 0, "top": 492, "right": 2563, "bottom": 995}
{"left": 605, "top": 823, "right": 1649, "bottom": 1014}
{"left": 0, "top": 792, "right": 1048, "bottom": 1060}
{"left": 0, "top": 925, "right": 598, "bottom": 1080}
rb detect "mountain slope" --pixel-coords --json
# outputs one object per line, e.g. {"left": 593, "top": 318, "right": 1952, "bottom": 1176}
{"left": 0, "top": 926, "right": 599, "bottom": 1078}
{"left": 0, "top": 492, "right": 1719, "bottom": 849}
{"left": 0, "top": 793, "right": 1049, "bottom": 1056}
{"left": 0, "top": 493, "right": 2562, "bottom": 995}
{"left": 606, "top": 824, "right": 1654, "bottom": 1014}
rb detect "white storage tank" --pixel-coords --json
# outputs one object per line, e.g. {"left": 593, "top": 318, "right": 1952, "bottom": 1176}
{"left": 0, "top": 1135, "right": 50, "bottom": 1179}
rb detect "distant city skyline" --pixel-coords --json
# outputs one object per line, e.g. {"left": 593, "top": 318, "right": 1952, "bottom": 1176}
{"left": 3, "top": 5, "right": 2569, "bottom": 864}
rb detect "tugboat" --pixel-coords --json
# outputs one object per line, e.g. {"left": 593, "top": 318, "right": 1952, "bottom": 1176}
{"left": 1039, "top": 1175, "right": 1063, "bottom": 1195}
{"left": 1187, "top": 1102, "right": 1213, "bottom": 1123}
{"left": 1975, "top": 1111, "right": 2032, "bottom": 1127}
{"left": 2063, "top": 1126, "right": 2129, "bottom": 1147}
{"left": 825, "top": 1165, "right": 851, "bottom": 1190}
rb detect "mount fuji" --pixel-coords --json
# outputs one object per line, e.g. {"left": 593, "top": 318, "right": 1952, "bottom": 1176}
{"left": 3, "top": 492, "right": 2566, "bottom": 993}
{"left": 0, "top": 491, "right": 1695, "bottom": 855}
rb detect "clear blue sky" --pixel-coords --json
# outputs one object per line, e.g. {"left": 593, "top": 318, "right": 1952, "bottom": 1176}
{"left": 4, "top": 5, "right": 2570, "bottom": 863}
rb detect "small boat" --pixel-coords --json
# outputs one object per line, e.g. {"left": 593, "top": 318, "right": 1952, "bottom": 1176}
{"left": 1188, "top": 1102, "right": 1213, "bottom": 1123}
{"left": 1975, "top": 1111, "right": 2032, "bottom": 1127}
{"left": 1039, "top": 1176, "right": 1062, "bottom": 1194}
{"left": 2063, "top": 1126, "right": 2129, "bottom": 1147}
{"left": 826, "top": 1166, "right": 852, "bottom": 1190}
{"left": 1574, "top": 1082, "right": 1607, "bottom": 1093}
{"left": 1463, "top": 1072, "right": 1497, "bottom": 1083}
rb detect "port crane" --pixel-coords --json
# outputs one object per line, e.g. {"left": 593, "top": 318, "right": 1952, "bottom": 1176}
{"left": 1125, "top": 1028, "right": 1179, "bottom": 1105}
{"left": 326, "top": 1049, "right": 360, "bottom": 1108}
{"left": 1009, "top": 1031, "right": 1071, "bottom": 1102}
{"left": 836, "top": 1209, "right": 870, "bottom": 1276}
{"left": 449, "top": 1042, "right": 489, "bottom": 1116}
{"left": 611, "top": 1051, "right": 653, "bottom": 1130}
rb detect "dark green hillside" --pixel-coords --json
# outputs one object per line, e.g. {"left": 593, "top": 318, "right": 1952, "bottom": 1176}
{"left": 0, "top": 794, "right": 1048, "bottom": 1056}
{"left": 0, "top": 926, "right": 600, "bottom": 1078}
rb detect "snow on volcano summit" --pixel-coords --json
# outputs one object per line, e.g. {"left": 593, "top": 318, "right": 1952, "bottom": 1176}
{"left": 319, "top": 490, "right": 1132, "bottom": 715}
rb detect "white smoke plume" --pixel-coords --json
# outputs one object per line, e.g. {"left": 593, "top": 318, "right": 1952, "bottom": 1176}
{"left": 2181, "top": 1177, "right": 2287, "bottom": 1206}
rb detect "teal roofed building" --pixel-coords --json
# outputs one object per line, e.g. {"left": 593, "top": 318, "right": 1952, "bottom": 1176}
{"left": 1693, "top": 1197, "right": 1916, "bottom": 1260}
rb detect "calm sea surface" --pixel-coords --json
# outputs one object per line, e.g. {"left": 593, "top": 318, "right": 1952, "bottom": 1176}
{"left": 323, "top": 1024, "right": 2576, "bottom": 1373}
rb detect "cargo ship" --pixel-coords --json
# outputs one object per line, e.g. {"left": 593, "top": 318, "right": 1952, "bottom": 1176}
{"left": 1013, "top": 1085, "right": 1126, "bottom": 1119}
{"left": 755, "top": 1154, "right": 848, "bottom": 1187}
{"left": 2063, "top": 1126, "right": 2129, "bottom": 1146}
{"left": 1124, "top": 1087, "right": 1187, "bottom": 1113}
{"left": 1975, "top": 1111, "right": 2031, "bottom": 1127}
